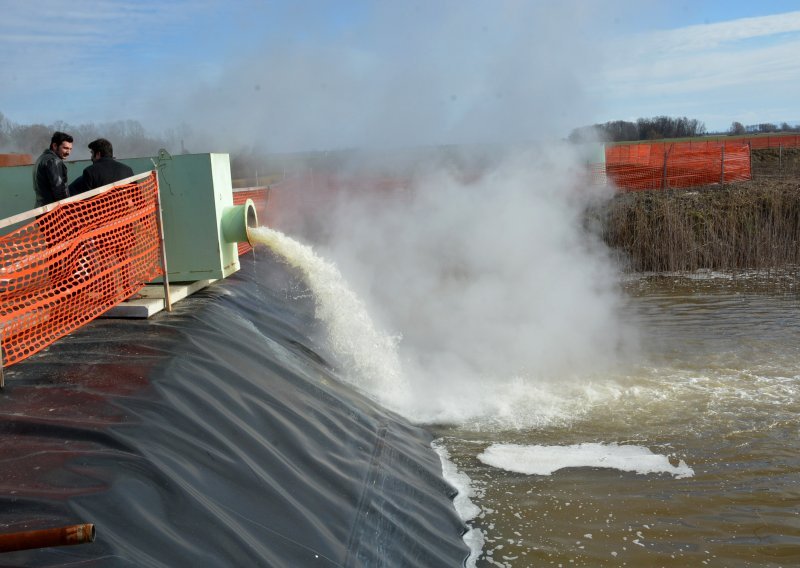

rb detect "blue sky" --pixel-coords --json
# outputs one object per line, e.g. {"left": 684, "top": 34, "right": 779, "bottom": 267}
{"left": 2, "top": 1, "right": 799, "bottom": 152}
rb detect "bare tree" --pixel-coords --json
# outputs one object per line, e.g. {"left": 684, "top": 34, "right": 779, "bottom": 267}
{"left": 729, "top": 121, "right": 746, "bottom": 135}
{"left": 0, "top": 112, "right": 177, "bottom": 158}
{"left": 10, "top": 123, "right": 51, "bottom": 154}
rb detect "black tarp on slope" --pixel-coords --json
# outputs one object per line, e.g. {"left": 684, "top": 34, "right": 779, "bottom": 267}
{"left": 0, "top": 253, "right": 469, "bottom": 567}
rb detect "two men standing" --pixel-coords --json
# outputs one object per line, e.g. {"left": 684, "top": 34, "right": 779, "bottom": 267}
{"left": 33, "top": 132, "right": 133, "bottom": 207}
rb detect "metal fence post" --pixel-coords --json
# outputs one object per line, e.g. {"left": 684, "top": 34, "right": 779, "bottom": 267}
{"left": 720, "top": 145, "right": 725, "bottom": 184}
{"left": 153, "top": 171, "right": 172, "bottom": 312}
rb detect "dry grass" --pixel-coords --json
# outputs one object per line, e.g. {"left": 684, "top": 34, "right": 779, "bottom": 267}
{"left": 595, "top": 161, "right": 800, "bottom": 274}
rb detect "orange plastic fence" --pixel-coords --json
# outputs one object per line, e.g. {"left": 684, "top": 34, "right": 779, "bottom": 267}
{"left": 608, "top": 134, "right": 800, "bottom": 151}
{"left": 742, "top": 134, "right": 800, "bottom": 149}
{"left": 605, "top": 143, "right": 751, "bottom": 191}
{"left": 0, "top": 172, "right": 165, "bottom": 369}
{"left": 0, "top": 154, "right": 33, "bottom": 167}
{"left": 233, "top": 187, "right": 269, "bottom": 256}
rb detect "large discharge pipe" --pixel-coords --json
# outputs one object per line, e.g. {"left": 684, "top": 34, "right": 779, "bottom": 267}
{"left": 221, "top": 198, "right": 258, "bottom": 244}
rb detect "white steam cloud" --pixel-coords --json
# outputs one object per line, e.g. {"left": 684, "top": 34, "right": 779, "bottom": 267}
{"left": 265, "top": 144, "right": 637, "bottom": 428}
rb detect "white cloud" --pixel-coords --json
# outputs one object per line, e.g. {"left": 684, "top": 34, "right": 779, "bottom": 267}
{"left": 0, "top": 0, "right": 218, "bottom": 123}
{"left": 594, "top": 10, "right": 800, "bottom": 129}
{"left": 626, "top": 10, "right": 800, "bottom": 54}
{"left": 603, "top": 37, "right": 800, "bottom": 95}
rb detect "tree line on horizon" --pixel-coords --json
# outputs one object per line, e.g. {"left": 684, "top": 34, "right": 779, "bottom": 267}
{"left": 570, "top": 116, "right": 800, "bottom": 143}
{"left": 727, "top": 121, "right": 800, "bottom": 136}
{"left": 0, "top": 111, "right": 186, "bottom": 159}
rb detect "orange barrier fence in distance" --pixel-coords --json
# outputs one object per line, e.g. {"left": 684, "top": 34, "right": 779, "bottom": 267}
{"left": 605, "top": 143, "right": 751, "bottom": 191}
{"left": 607, "top": 134, "right": 800, "bottom": 151}
{"left": 728, "top": 134, "right": 799, "bottom": 149}
{"left": 0, "top": 172, "right": 165, "bottom": 373}
{"left": 0, "top": 154, "right": 33, "bottom": 167}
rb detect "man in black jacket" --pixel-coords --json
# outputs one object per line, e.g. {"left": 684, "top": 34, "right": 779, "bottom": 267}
{"left": 68, "top": 138, "right": 134, "bottom": 196}
{"left": 33, "top": 131, "right": 73, "bottom": 207}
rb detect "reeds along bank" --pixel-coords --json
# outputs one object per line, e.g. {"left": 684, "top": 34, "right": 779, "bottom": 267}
{"left": 594, "top": 179, "right": 800, "bottom": 274}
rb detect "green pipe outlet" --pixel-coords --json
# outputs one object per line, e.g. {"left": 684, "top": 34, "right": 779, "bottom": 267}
{"left": 221, "top": 199, "right": 258, "bottom": 244}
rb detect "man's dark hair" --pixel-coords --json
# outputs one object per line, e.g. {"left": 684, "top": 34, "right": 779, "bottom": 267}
{"left": 50, "top": 131, "right": 73, "bottom": 148}
{"left": 88, "top": 138, "right": 114, "bottom": 158}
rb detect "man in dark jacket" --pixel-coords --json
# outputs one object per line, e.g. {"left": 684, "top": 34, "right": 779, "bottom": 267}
{"left": 68, "top": 138, "right": 134, "bottom": 196}
{"left": 33, "top": 131, "right": 73, "bottom": 207}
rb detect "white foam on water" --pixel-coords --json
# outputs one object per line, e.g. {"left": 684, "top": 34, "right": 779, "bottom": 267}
{"left": 431, "top": 439, "right": 484, "bottom": 567}
{"left": 477, "top": 442, "right": 694, "bottom": 478}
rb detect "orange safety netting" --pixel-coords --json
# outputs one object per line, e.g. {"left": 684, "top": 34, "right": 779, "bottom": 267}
{"left": 233, "top": 187, "right": 270, "bottom": 256}
{"left": 742, "top": 134, "right": 800, "bottom": 149}
{"left": 605, "top": 143, "right": 751, "bottom": 191}
{"left": 0, "top": 154, "right": 33, "bottom": 167}
{"left": 0, "top": 172, "right": 165, "bottom": 369}
{"left": 607, "top": 134, "right": 800, "bottom": 152}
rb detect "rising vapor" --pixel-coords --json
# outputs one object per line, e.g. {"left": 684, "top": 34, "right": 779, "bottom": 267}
{"left": 313, "top": 145, "right": 636, "bottom": 427}
{"left": 149, "top": 1, "right": 618, "bottom": 153}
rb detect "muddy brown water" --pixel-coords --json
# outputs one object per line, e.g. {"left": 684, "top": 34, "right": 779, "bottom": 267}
{"left": 435, "top": 275, "right": 800, "bottom": 567}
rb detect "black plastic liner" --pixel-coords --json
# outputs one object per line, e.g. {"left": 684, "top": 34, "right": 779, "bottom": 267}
{"left": 0, "top": 252, "right": 468, "bottom": 567}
